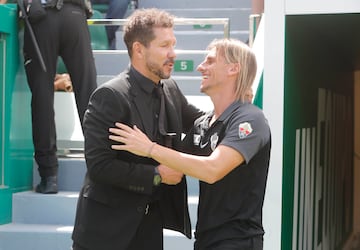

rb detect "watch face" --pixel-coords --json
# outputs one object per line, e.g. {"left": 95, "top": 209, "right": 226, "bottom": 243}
{"left": 154, "top": 174, "right": 162, "bottom": 186}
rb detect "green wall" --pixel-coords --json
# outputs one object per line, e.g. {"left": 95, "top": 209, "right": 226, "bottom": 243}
{"left": 0, "top": 4, "right": 33, "bottom": 224}
{"left": 282, "top": 14, "right": 358, "bottom": 250}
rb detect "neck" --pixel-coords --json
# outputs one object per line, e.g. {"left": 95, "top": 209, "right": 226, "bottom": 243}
{"left": 131, "top": 63, "right": 160, "bottom": 84}
{"left": 210, "top": 92, "right": 236, "bottom": 120}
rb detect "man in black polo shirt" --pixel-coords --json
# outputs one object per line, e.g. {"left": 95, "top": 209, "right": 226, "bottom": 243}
{"left": 110, "top": 38, "right": 271, "bottom": 250}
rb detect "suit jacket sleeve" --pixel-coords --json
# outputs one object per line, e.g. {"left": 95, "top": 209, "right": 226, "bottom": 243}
{"left": 83, "top": 82, "right": 155, "bottom": 195}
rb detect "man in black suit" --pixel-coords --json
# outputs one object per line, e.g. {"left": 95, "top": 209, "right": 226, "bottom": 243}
{"left": 72, "top": 8, "right": 202, "bottom": 250}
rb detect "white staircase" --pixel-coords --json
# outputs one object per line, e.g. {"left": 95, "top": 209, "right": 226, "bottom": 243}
{"left": 0, "top": 157, "right": 200, "bottom": 250}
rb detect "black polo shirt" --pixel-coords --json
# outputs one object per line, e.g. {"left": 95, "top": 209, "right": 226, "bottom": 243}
{"left": 183, "top": 101, "right": 271, "bottom": 248}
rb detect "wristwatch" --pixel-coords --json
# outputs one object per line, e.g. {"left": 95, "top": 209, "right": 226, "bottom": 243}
{"left": 153, "top": 167, "right": 162, "bottom": 186}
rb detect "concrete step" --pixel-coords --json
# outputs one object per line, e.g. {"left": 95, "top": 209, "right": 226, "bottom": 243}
{"left": 169, "top": 8, "right": 251, "bottom": 31}
{"left": 1, "top": 190, "right": 198, "bottom": 250}
{"left": 33, "top": 157, "right": 200, "bottom": 196}
{"left": 164, "top": 229, "right": 195, "bottom": 250}
{"left": 33, "top": 158, "right": 86, "bottom": 192}
{"left": 115, "top": 30, "right": 248, "bottom": 50}
{"left": 11, "top": 191, "right": 198, "bottom": 226}
{"left": 139, "top": 0, "right": 251, "bottom": 9}
{"left": 0, "top": 223, "right": 73, "bottom": 250}
{"left": 173, "top": 30, "right": 249, "bottom": 50}
{"left": 0, "top": 223, "right": 195, "bottom": 250}
{"left": 12, "top": 191, "right": 79, "bottom": 225}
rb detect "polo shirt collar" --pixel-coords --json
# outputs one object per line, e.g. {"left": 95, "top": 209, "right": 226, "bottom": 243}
{"left": 217, "top": 101, "right": 246, "bottom": 122}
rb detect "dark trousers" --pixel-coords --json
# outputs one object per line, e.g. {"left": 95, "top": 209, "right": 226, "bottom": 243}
{"left": 23, "top": 3, "right": 97, "bottom": 178}
{"left": 194, "top": 235, "right": 263, "bottom": 250}
{"left": 72, "top": 202, "right": 163, "bottom": 250}
{"left": 127, "top": 202, "right": 163, "bottom": 250}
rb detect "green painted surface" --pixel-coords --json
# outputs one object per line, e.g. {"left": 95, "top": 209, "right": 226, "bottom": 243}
{"left": 0, "top": 188, "right": 12, "bottom": 223}
{"left": 0, "top": 4, "right": 33, "bottom": 225}
{"left": 253, "top": 73, "right": 263, "bottom": 109}
{"left": 174, "top": 60, "right": 194, "bottom": 72}
{"left": 193, "top": 24, "right": 212, "bottom": 29}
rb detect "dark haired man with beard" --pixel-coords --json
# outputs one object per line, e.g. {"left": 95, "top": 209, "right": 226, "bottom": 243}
{"left": 72, "top": 8, "right": 202, "bottom": 250}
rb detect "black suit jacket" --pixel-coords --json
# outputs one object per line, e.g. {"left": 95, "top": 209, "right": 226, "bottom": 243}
{"left": 72, "top": 68, "right": 202, "bottom": 250}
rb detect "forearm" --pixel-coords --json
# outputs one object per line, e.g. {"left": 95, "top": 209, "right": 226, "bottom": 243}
{"left": 149, "top": 143, "right": 219, "bottom": 184}
{"left": 109, "top": 123, "right": 235, "bottom": 184}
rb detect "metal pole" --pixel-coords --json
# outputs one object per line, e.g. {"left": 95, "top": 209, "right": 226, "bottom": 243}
{"left": 17, "top": 0, "right": 47, "bottom": 72}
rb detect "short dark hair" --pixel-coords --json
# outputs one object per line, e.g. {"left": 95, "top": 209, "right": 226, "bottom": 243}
{"left": 123, "top": 8, "right": 175, "bottom": 57}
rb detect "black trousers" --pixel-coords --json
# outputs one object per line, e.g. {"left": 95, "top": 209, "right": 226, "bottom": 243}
{"left": 23, "top": 3, "right": 97, "bottom": 177}
{"left": 194, "top": 235, "right": 263, "bottom": 250}
{"left": 126, "top": 202, "right": 163, "bottom": 250}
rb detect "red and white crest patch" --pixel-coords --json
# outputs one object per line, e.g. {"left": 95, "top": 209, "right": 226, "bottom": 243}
{"left": 238, "top": 122, "right": 253, "bottom": 139}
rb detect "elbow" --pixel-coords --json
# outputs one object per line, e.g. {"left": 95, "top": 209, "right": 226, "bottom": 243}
{"left": 203, "top": 170, "right": 224, "bottom": 184}
{"left": 192, "top": 159, "right": 225, "bottom": 184}
{"left": 205, "top": 177, "right": 217, "bottom": 185}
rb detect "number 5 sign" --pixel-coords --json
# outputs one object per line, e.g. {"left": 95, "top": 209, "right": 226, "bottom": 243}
{"left": 174, "top": 60, "right": 194, "bottom": 72}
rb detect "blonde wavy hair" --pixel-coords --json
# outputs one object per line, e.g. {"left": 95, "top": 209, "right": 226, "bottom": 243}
{"left": 207, "top": 39, "right": 257, "bottom": 102}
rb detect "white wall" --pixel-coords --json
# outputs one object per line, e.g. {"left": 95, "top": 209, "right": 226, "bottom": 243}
{"left": 262, "top": 1, "right": 285, "bottom": 250}
{"left": 285, "top": 0, "right": 360, "bottom": 14}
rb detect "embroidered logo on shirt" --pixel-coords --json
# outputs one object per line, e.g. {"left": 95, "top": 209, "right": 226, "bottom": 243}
{"left": 210, "top": 133, "right": 219, "bottom": 151}
{"left": 193, "top": 134, "right": 201, "bottom": 146}
{"left": 238, "top": 122, "right": 253, "bottom": 139}
{"left": 200, "top": 140, "right": 209, "bottom": 149}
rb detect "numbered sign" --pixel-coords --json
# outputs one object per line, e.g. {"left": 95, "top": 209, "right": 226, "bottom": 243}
{"left": 174, "top": 60, "right": 194, "bottom": 72}
{"left": 193, "top": 24, "right": 212, "bottom": 29}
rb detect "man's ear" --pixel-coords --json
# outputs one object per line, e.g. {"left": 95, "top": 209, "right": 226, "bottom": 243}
{"left": 132, "top": 41, "right": 144, "bottom": 59}
{"left": 228, "top": 62, "right": 240, "bottom": 76}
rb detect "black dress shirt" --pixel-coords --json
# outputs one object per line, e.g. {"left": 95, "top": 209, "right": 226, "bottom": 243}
{"left": 130, "top": 66, "right": 167, "bottom": 146}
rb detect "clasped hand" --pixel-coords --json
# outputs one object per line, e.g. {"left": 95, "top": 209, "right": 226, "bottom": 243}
{"left": 109, "top": 123, "right": 184, "bottom": 185}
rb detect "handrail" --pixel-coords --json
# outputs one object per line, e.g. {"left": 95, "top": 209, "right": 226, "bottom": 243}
{"left": 249, "top": 14, "right": 262, "bottom": 47}
{"left": 87, "top": 17, "right": 230, "bottom": 38}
